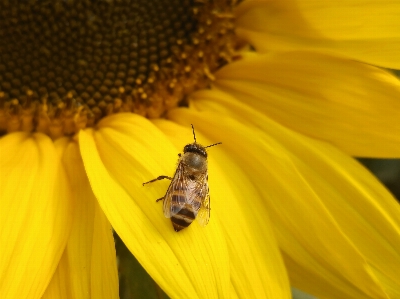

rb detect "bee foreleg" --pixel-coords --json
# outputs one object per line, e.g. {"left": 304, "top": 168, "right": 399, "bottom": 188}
{"left": 142, "top": 175, "right": 173, "bottom": 186}
{"left": 155, "top": 197, "right": 164, "bottom": 202}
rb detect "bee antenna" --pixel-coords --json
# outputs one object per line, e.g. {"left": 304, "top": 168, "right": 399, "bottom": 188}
{"left": 204, "top": 142, "right": 222, "bottom": 149}
{"left": 191, "top": 124, "right": 197, "bottom": 143}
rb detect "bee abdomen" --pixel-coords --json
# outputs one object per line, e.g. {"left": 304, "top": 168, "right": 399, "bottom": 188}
{"left": 171, "top": 207, "right": 196, "bottom": 232}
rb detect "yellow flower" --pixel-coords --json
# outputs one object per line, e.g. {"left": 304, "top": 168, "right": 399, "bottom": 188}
{"left": 1, "top": 0, "right": 400, "bottom": 299}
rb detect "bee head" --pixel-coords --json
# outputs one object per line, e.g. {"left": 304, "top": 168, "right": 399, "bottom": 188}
{"left": 184, "top": 124, "right": 221, "bottom": 158}
{"left": 183, "top": 143, "right": 207, "bottom": 158}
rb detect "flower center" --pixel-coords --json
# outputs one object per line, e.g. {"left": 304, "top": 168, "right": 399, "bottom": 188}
{"left": 0, "top": 0, "right": 240, "bottom": 139}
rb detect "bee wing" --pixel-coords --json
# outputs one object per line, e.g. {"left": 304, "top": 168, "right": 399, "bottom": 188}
{"left": 163, "top": 162, "right": 187, "bottom": 218}
{"left": 196, "top": 178, "right": 210, "bottom": 227}
{"left": 196, "top": 191, "right": 210, "bottom": 227}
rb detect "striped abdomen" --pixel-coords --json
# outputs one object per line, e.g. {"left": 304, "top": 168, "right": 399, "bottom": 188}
{"left": 170, "top": 191, "right": 202, "bottom": 232}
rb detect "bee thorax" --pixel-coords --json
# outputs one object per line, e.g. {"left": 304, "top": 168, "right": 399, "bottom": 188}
{"left": 181, "top": 152, "right": 207, "bottom": 171}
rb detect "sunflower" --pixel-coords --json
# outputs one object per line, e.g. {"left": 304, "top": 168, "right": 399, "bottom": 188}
{"left": 1, "top": 0, "right": 400, "bottom": 298}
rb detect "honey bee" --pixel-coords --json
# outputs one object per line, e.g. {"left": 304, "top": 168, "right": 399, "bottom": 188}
{"left": 143, "top": 124, "right": 221, "bottom": 232}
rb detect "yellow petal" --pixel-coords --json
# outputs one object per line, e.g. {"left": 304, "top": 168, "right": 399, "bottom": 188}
{"left": 0, "top": 133, "right": 73, "bottom": 299}
{"left": 214, "top": 52, "right": 400, "bottom": 157}
{"left": 58, "top": 138, "right": 119, "bottom": 299}
{"left": 79, "top": 113, "right": 230, "bottom": 298}
{"left": 160, "top": 115, "right": 291, "bottom": 298}
{"left": 187, "top": 92, "right": 400, "bottom": 298}
{"left": 91, "top": 196, "right": 119, "bottom": 298}
{"left": 42, "top": 251, "right": 72, "bottom": 299}
{"left": 235, "top": 0, "right": 400, "bottom": 69}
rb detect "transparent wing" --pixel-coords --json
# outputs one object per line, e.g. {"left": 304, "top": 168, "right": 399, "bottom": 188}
{"left": 163, "top": 162, "right": 187, "bottom": 218}
{"left": 196, "top": 179, "right": 210, "bottom": 227}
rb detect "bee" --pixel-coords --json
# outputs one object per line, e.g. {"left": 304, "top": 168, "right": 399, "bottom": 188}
{"left": 143, "top": 124, "right": 221, "bottom": 232}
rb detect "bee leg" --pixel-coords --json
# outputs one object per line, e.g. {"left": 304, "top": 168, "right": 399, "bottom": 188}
{"left": 156, "top": 197, "right": 164, "bottom": 202}
{"left": 142, "top": 175, "right": 172, "bottom": 186}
